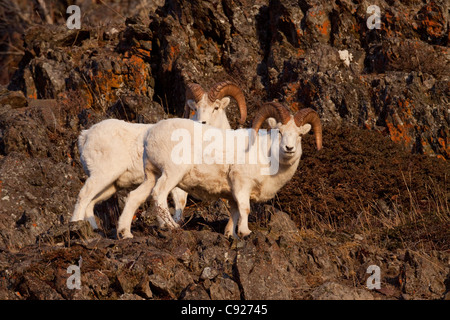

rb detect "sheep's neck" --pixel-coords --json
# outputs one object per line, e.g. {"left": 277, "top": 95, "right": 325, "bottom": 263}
{"left": 253, "top": 156, "right": 301, "bottom": 202}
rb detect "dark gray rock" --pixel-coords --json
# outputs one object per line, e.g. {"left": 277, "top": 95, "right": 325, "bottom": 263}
{"left": 209, "top": 276, "right": 241, "bottom": 300}
{"left": 309, "top": 282, "right": 374, "bottom": 300}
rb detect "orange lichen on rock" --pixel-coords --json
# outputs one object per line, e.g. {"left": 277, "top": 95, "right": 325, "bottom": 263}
{"left": 386, "top": 121, "right": 414, "bottom": 147}
{"left": 93, "top": 69, "right": 123, "bottom": 103}
{"left": 125, "top": 54, "right": 149, "bottom": 96}
{"left": 27, "top": 91, "right": 37, "bottom": 99}
{"left": 309, "top": 9, "right": 324, "bottom": 18}
{"left": 83, "top": 54, "right": 151, "bottom": 108}
{"left": 296, "top": 48, "right": 305, "bottom": 58}
{"left": 418, "top": 2, "right": 445, "bottom": 38}
{"left": 165, "top": 44, "right": 180, "bottom": 72}
{"left": 421, "top": 16, "right": 444, "bottom": 37}
{"left": 317, "top": 20, "right": 331, "bottom": 36}
{"left": 385, "top": 98, "right": 416, "bottom": 149}
{"left": 283, "top": 82, "right": 301, "bottom": 112}
{"left": 437, "top": 136, "right": 449, "bottom": 159}
{"left": 397, "top": 98, "right": 412, "bottom": 116}
{"left": 383, "top": 96, "right": 449, "bottom": 159}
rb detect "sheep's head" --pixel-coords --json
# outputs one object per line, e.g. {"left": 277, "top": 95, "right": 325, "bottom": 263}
{"left": 252, "top": 102, "right": 322, "bottom": 163}
{"left": 184, "top": 81, "right": 247, "bottom": 128}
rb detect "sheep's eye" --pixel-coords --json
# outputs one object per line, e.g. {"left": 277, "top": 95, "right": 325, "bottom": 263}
{"left": 214, "top": 107, "right": 219, "bottom": 111}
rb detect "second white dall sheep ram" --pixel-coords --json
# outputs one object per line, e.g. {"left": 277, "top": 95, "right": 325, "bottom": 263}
{"left": 70, "top": 81, "right": 247, "bottom": 229}
{"left": 116, "top": 102, "right": 322, "bottom": 239}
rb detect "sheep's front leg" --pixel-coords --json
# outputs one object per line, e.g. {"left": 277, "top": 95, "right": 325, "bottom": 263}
{"left": 224, "top": 200, "right": 240, "bottom": 239}
{"left": 170, "top": 187, "right": 188, "bottom": 224}
{"left": 231, "top": 185, "right": 252, "bottom": 237}
{"left": 236, "top": 200, "right": 251, "bottom": 237}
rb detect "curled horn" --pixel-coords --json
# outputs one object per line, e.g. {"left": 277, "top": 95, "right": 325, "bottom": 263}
{"left": 207, "top": 81, "right": 247, "bottom": 124}
{"left": 251, "top": 102, "right": 292, "bottom": 133}
{"left": 294, "top": 108, "right": 323, "bottom": 150}
{"left": 184, "top": 83, "right": 206, "bottom": 118}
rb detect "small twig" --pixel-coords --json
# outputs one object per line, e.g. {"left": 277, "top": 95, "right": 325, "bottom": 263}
{"left": 98, "top": 0, "right": 126, "bottom": 20}
{"left": 71, "top": 30, "right": 81, "bottom": 47}
{"left": 36, "top": 0, "right": 53, "bottom": 24}
{"left": 0, "top": 52, "right": 24, "bottom": 55}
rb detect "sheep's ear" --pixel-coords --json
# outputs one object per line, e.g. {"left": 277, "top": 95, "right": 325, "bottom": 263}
{"left": 299, "top": 124, "right": 312, "bottom": 135}
{"left": 187, "top": 100, "right": 197, "bottom": 111}
{"left": 218, "top": 97, "right": 230, "bottom": 109}
{"left": 266, "top": 117, "right": 278, "bottom": 128}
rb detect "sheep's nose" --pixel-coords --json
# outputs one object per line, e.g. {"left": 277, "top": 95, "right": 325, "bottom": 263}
{"left": 286, "top": 146, "right": 294, "bottom": 152}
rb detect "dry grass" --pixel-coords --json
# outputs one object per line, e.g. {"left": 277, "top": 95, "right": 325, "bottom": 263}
{"left": 351, "top": 172, "right": 449, "bottom": 251}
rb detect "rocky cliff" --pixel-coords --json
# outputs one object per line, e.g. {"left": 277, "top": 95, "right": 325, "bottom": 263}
{"left": 0, "top": 0, "right": 449, "bottom": 300}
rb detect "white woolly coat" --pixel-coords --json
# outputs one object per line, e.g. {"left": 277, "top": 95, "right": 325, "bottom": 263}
{"left": 78, "top": 119, "right": 151, "bottom": 188}
{"left": 143, "top": 119, "right": 302, "bottom": 203}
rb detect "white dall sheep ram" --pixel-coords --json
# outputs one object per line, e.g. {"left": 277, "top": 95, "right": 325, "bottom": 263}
{"left": 116, "top": 102, "right": 322, "bottom": 239}
{"left": 70, "top": 81, "right": 247, "bottom": 229}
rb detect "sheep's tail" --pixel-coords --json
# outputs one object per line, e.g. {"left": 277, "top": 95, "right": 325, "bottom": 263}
{"left": 77, "top": 130, "right": 91, "bottom": 175}
{"left": 78, "top": 129, "right": 89, "bottom": 152}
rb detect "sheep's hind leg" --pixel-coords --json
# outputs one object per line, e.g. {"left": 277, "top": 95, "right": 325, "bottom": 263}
{"left": 151, "top": 172, "right": 182, "bottom": 230}
{"left": 84, "top": 184, "right": 117, "bottom": 229}
{"left": 71, "top": 175, "right": 117, "bottom": 224}
{"left": 117, "top": 175, "right": 155, "bottom": 239}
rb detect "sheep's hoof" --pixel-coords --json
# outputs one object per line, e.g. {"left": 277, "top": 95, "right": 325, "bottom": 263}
{"left": 166, "top": 222, "right": 180, "bottom": 230}
{"left": 117, "top": 229, "right": 134, "bottom": 240}
{"left": 172, "top": 211, "right": 184, "bottom": 224}
{"left": 85, "top": 216, "right": 99, "bottom": 230}
{"left": 173, "top": 216, "right": 184, "bottom": 225}
{"left": 157, "top": 217, "right": 179, "bottom": 230}
{"left": 157, "top": 214, "right": 180, "bottom": 230}
{"left": 224, "top": 230, "right": 239, "bottom": 240}
{"left": 237, "top": 229, "right": 252, "bottom": 239}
